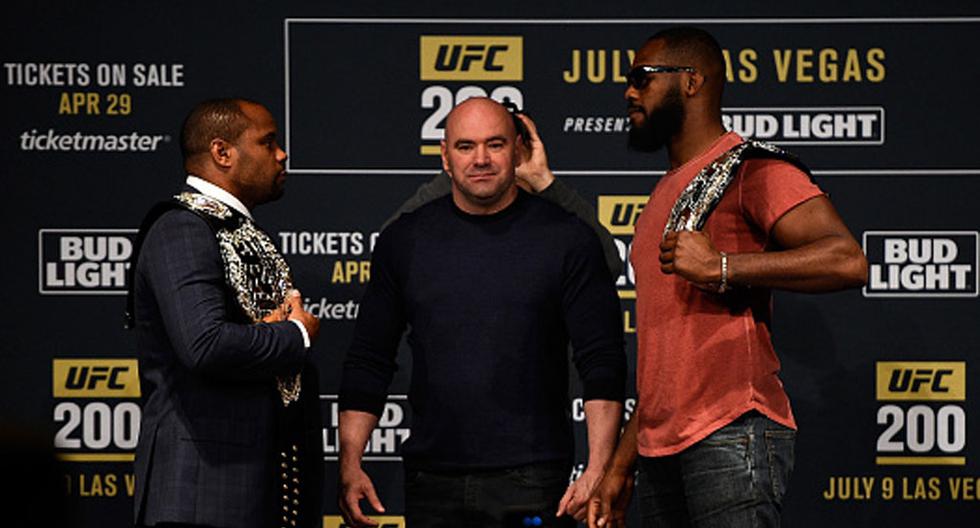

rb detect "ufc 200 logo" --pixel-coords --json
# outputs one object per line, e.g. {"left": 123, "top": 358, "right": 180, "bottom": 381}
{"left": 53, "top": 359, "right": 140, "bottom": 398}
{"left": 434, "top": 44, "right": 509, "bottom": 72}
{"left": 52, "top": 359, "right": 142, "bottom": 457}
{"left": 324, "top": 516, "right": 404, "bottom": 528}
{"left": 420, "top": 36, "right": 523, "bottom": 81}
{"left": 597, "top": 196, "right": 646, "bottom": 293}
{"left": 875, "top": 361, "right": 967, "bottom": 466}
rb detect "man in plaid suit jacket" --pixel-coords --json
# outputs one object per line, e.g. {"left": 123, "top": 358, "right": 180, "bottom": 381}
{"left": 130, "top": 99, "right": 322, "bottom": 528}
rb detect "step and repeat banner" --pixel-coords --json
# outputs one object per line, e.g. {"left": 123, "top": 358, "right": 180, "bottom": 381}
{"left": 2, "top": 3, "right": 978, "bottom": 527}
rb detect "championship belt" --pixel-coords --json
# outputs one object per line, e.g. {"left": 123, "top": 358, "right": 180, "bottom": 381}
{"left": 175, "top": 192, "right": 303, "bottom": 407}
{"left": 663, "top": 139, "right": 805, "bottom": 235}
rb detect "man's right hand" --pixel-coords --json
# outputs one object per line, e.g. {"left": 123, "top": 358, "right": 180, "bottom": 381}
{"left": 338, "top": 464, "right": 386, "bottom": 528}
{"left": 285, "top": 289, "right": 320, "bottom": 342}
{"left": 587, "top": 468, "right": 634, "bottom": 528}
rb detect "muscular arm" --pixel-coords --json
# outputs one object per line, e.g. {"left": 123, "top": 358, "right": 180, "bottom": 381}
{"left": 337, "top": 228, "right": 408, "bottom": 527}
{"left": 730, "top": 195, "right": 868, "bottom": 291}
{"left": 138, "top": 210, "right": 307, "bottom": 378}
{"left": 338, "top": 410, "right": 385, "bottom": 527}
{"left": 662, "top": 195, "right": 868, "bottom": 293}
{"left": 583, "top": 400, "right": 623, "bottom": 472}
{"left": 557, "top": 222, "right": 627, "bottom": 520}
{"left": 588, "top": 414, "right": 638, "bottom": 528}
{"left": 558, "top": 399, "right": 623, "bottom": 520}
{"left": 339, "top": 410, "right": 380, "bottom": 471}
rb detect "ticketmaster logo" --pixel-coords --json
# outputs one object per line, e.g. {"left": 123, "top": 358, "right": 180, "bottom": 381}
{"left": 20, "top": 129, "right": 168, "bottom": 152}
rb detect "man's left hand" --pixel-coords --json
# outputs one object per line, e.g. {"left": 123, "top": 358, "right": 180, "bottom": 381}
{"left": 514, "top": 113, "right": 555, "bottom": 193}
{"left": 557, "top": 466, "right": 604, "bottom": 522}
{"left": 660, "top": 230, "right": 722, "bottom": 288}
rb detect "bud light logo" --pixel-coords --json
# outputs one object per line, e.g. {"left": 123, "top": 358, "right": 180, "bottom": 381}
{"left": 863, "top": 231, "right": 978, "bottom": 298}
{"left": 39, "top": 229, "right": 138, "bottom": 295}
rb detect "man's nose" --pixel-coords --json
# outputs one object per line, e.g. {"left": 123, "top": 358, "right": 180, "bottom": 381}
{"left": 625, "top": 84, "right": 637, "bottom": 101}
{"left": 474, "top": 144, "right": 491, "bottom": 165}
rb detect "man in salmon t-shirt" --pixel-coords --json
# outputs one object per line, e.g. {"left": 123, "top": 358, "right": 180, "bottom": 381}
{"left": 587, "top": 27, "right": 869, "bottom": 528}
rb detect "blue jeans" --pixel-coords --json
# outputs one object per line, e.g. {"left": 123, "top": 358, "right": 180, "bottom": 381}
{"left": 636, "top": 412, "right": 795, "bottom": 528}
{"left": 404, "top": 460, "right": 576, "bottom": 528}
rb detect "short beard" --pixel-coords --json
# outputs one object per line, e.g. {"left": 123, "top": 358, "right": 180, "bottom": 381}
{"left": 628, "top": 87, "right": 684, "bottom": 153}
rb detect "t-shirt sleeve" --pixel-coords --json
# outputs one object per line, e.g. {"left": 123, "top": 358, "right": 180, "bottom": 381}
{"left": 737, "top": 158, "right": 825, "bottom": 235}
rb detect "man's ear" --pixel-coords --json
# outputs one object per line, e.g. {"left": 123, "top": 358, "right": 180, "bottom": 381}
{"left": 440, "top": 140, "right": 451, "bottom": 176}
{"left": 514, "top": 134, "right": 531, "bottom": 167}
{"left": 209, "top": 138, "right": 234, "bottom": 169}
{"left": 684, "top": 71, "right": 706, "bottom": 97}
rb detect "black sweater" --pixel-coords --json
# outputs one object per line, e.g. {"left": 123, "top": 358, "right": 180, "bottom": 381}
{"left": 340, "top": 191, "right": 625, "bottom": 471}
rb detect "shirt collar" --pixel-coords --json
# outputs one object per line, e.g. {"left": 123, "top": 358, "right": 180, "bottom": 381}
{"left": 185, "top": 175, "right": 253, "bottom": 220}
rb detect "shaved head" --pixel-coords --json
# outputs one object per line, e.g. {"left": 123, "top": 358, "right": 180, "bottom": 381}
{"left": 440, "top": 97, "right": 520, "bottom": 215}
{"left": 646, "top": 27, "right": 725, "bottom": 102}
{"left": 445, "top": 97, "right": 517, "bottom": 142}
{"left": 180, "top": 98, "right": 256, "bottom": 171}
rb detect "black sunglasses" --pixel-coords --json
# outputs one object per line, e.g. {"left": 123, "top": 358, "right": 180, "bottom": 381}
{"left": 626, "top": 65, "right": 697, "bottom": 89}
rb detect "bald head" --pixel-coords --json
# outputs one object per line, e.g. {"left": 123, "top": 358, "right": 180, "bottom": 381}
{"left": 440, "top": 97, "right": 521, "bottom": 215}
{"left": 445, "top": 97, "right": 518, "bottom": 143}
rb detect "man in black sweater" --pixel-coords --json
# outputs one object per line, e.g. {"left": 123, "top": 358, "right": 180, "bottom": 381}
{"left": 338, "top": 98, "right": 626, "bottom": 528}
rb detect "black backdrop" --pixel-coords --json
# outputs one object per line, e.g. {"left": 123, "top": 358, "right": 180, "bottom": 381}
{"left": 2, "top": 2, "right": 979, "bottom": 526}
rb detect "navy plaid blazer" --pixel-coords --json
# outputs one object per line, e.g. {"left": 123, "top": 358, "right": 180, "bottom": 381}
{"left": 131, "top": 197, "right": 322, "bottom": 528}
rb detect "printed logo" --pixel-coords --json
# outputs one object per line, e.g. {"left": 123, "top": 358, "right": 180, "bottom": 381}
{"left": 722, "top": 106, "right": 884, "bottom": 145}
{"left": 597, "top": 196, "right": 646, "bottom": 236}
{"left": 53, "top": 358, "right": 142, "bottom": 462}
{"left": 875, "top": 361, "right": 967, "bottom": 466}
{"left": 321, "top": 395, "right": 410, "bottom": 462}
{"left": 323, "top": 516, "right": 405, "bottom": 528}
{"left": 863, "top": 231, "right": 978, "bottom": 298}
{"left": 38, "top": 229, "right": 137, "bottom": 295}
{"left": 53, "top": 359, "right": 140, "bottom": 398}
{"left": 876, "top": 362, "right": 966, "bottom": 401}
{"left": 420, "top": 36, "right": 523, "bottom": 81}
{"left": 598, "top": 196, "right": 645, "bottom": 301}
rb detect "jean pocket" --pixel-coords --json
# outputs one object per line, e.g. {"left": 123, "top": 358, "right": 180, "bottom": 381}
{"left": 764, "top": 429, "right": 796, "bottom": 504}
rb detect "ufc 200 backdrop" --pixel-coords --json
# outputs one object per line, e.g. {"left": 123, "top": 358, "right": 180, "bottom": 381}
{"left": 2, "top": 2, "right": 978, "bottom": 526}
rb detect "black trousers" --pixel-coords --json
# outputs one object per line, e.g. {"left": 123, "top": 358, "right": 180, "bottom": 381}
{"left": 404, "top": 460, "right": 577, "bottom": 528}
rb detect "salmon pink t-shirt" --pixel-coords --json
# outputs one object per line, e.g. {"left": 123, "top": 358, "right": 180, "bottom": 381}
{"left": 631, "top": 132, "right": 823, "bottom": 457}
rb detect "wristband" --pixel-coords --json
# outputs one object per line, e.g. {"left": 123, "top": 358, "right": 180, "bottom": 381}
{"left": 718, "top": 252, "right": 729, "bottom": 293}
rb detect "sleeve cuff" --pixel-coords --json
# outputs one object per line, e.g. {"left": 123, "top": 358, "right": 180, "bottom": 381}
{"left": 536, "top": 177, "right": 563, "bottom": 198}
{"left": 290, "top": 319, "right": 311, "bottom": 348}
{"left": 582, "top": 375, "right": 626, "bottom": 403}
{"left": 338, "top": 388, "right": 387, "bottom": 417}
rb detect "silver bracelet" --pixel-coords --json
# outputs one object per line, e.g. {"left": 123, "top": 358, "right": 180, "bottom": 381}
{"left": 718, "top": 252, "right": 729, "bottom": 293}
